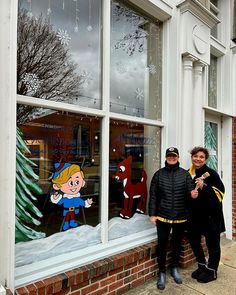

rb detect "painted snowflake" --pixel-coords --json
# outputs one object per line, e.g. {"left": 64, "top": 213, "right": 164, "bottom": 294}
{"left": 148, "top": 64, "right": 157, "bottom": 75}
{"left": 116, "top": 61, "right": 127, "bottom": 74}
{"left": 80, "top": 70, "right": 93, "bottom": 88}
{"left": 57, "top": 29, "right": 71, "bottom": 46}
{"left": 22, "top": 73, "right": 40, "bottom": 94}
{"left": 135, "top": 88, "right": 144, "bottom": 100}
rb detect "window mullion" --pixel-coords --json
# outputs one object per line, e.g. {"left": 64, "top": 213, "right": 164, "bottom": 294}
{"left": 100, "top": 0, "right": 111, "bottom": 244}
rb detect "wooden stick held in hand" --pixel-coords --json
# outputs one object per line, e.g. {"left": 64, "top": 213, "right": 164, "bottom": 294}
{"left": 195, "top": 172, "right": 210, "bottom": 190}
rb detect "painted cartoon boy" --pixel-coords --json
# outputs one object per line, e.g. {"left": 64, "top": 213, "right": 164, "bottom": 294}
{"left": 50, "top": 163, "right": 93, "bottom": 231}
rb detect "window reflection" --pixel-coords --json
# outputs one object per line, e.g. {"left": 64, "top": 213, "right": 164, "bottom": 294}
{"left": 110, "top": 1, "right": 162, "bottom": 120}
{"left": 17, "top": 0, "right": 102, "bottom": 109}
{"left": 109, "top": 119, "right": 161, "bottom": 239}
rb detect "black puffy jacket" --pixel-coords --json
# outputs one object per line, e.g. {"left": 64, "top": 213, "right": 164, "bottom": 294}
{"left": 149, "top": 162, "right": 193, "bottom": 221}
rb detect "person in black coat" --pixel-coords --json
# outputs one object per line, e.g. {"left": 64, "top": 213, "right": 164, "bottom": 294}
{"left": 188, "top": 146, "right": 225, "bottom": 283}
{"left": 149, "top": 147, "right": 195, "bottom": 290}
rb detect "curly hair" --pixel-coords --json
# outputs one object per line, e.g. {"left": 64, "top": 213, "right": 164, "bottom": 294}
{"left": 190, "top": 146, "right": 209, "bottom": 159}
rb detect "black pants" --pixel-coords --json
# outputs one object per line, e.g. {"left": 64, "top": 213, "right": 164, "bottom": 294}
{"left": 187, "top": 220, "right": 221, "bottom": 271}
{"left": 156, "top": 220, "right": 186, "bottom": 273}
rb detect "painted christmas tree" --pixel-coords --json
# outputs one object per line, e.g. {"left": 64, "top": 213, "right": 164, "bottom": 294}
{"left": 204, "top": 122, "right": 218, "bottom": 170}
{"left": 16, "top": 127, "right": 46, "bottom": 243}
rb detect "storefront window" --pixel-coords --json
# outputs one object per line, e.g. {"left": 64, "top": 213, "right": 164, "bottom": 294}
{"left": 16, "top": 105, "right": 101, "bottom": 267}
{"left": 109, "top": 119, "right": 161, "bottom": 240}
{"left": 17, "top": 0, "right": 102, "bottom": 109}
{"left": 110, "top": 1, "right": 162, "bottom": 120}
{"left": 16, "top": 0, "right": 163, "bottom": 280}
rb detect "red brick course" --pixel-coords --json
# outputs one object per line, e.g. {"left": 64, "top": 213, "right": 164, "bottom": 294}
{"left": 15, "top": 236, "right": 199, "bottom": 295}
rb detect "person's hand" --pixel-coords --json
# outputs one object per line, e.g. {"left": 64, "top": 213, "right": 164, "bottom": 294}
{"left": 195, "top": 177, "right": 204, "bottom": 189}
{"left": 150, "top": 216, "right": 157, "bottom": 225}
{"left": 191, "top": 189, "right": 199, "bottom": 199}
{"left": 87, "top": 198, "right": 93, "bottom": 205}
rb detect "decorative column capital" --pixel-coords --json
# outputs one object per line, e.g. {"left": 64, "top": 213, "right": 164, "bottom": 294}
{"left": 194, "top": 60, "right": 206, "bottom": 76}
{"left": 182, "top": 54, "right": 198, "bottom": 70}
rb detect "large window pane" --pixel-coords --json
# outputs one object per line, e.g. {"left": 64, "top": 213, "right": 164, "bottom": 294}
{"left": 16, "top": 105, "right": 101, "bottom": 267}
{"left": 17, "top": 0, "right": 102, "bottom": 109}
{"left": 110, "top": 1, "right": 162, "bottom": 120}
{"left": 109, "top": 119, "right": 161, "bottom": 240}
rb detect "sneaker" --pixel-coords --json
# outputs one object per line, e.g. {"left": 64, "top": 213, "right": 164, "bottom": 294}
{"left": 197, "top": 267, "right": 217, "bottom": 283}
{"left": 157, "top": 272, "right": 166, "bottom": 290}
{"left": 191, "top": 263, "right": 206, "bottom": 279}
{"left": 171, "top": 267, "right": 182, "bottom": 284}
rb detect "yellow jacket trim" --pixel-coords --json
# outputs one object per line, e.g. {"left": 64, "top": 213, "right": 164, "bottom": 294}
{"left": 212, "top": 186, "right": 224, "bottom": 202}
{"left": 156, "top": 216, "right": 187, "bottom": 224}
{"left": 188, "top": 165, "right": 195, "bottom": 177}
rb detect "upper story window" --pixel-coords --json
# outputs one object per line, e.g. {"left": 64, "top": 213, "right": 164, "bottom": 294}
{"left": 232, "top": 0, "right": 236, "bottom": 42}
{"left": 210, "top": 0, "right": 219, "bottom": 39}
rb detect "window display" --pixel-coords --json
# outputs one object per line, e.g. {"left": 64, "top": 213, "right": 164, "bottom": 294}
{"left": 109, "top": 119, "right": 161, "bottom": 240}
{"left": 16, "top": 0, "right": 163, "bottom": 279}
{"left": 16, "top": 106, "right": 101, "bottom": 266}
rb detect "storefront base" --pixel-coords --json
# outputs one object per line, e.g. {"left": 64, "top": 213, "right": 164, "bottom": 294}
{"left": 15, "top": 237, "right": 206, "bottom": 295}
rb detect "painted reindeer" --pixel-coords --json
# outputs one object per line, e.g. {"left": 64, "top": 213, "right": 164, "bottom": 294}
{"left": 113, "top": 156, "right": 147, "bottom": 219}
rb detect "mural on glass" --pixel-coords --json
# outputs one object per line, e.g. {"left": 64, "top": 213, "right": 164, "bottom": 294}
{"left": 205, "top": 121, "right": 218, "bottom": 170}
{"left": 16, "top": 106, "right": 101, "bottom": 267}
{"left": 208, "top": 54, "right": 217, "bottom": 108}
{"left": 16, "top": 127, "right": 46, "bottom": 242}
{"left": 109, "top": 119, "right": 161, "bottom": 240}
{"left": 110, "top": 1, "right": 162, "bottom": 120}
{"left": 17, "top": 0, "right": 102, "bottom": 108}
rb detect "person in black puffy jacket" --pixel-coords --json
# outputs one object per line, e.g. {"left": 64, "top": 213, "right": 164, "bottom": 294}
{"left": 188, "top": 146, "right": 225, "bottom": 283}
{"left": 149, "top": 147, "right": 196, "bottom": 290}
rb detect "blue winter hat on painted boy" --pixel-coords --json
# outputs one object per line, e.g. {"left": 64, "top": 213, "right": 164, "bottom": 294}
{"left": 53, "top": 163, "right": 71, "bottom": 179}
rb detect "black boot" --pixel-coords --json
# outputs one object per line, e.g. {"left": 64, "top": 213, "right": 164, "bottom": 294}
{"left": 197, "top": 267, "right": 217, "bottom": 283}
{"left": 191, "top": 263, "right": 206, "bottom": 279}
{"left": 170, "top": 267, "right": 182, "bottom": 284}
{"left": 157, "top": 272, "right": 166, "bottom": 290}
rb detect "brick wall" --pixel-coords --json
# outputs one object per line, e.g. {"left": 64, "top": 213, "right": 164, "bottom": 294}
{"left": 232, "top": 118, "right": 236, "bottom": 239}
{"left": 15, "top": 236, "right": 203, "bottom": 295}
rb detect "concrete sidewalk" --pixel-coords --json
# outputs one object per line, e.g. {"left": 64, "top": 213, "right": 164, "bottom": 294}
{"left": 126, "top": 236, "right": 236, "bottom": 295}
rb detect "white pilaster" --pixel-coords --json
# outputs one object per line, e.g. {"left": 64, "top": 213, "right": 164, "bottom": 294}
{"left": 181, "top": 54, "right": 197, "bottom": 167}
{"left": 192, "top": 61, "right": 206, "bottom": 147}
{"left": 0, "top": 0, "right": 17, "bottom": 291}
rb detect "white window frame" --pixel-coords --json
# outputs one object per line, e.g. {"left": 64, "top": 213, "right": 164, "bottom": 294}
{"left": 204, "top": 113, "right": 232, "bottom": 240}
{"left": 10, "top": 0, "right": 172, "bottom": 288}
{"left": 0, "top": 0, "right": 18, "bottom": 292}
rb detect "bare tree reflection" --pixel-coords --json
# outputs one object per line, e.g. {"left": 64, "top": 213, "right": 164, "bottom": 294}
{"left": 17, "top": 10, "right": 82, "bottom": 122}
{"left": 112, "top": 2, "right": 148, "bottom": 56}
